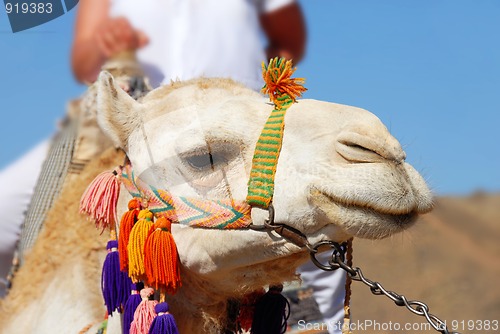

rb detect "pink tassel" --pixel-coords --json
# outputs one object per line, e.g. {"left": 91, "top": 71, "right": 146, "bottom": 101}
{"left": 130, "top": 287, "right": 158, "bottom": 334}
{"left": 80, "top": 168, "right": 121, "bottom": 231}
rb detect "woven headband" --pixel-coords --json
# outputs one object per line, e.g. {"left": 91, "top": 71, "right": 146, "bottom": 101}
{"left": 81, "top": 58, "right": 305, "bottom": 232}
{"left": 120, "top": 163, "right": 252, "bottom": 229}
{"left": 120, "top": 58, "right": 306, "bottom": 226}
{"left": 78, "top": 58, "right": 307, "bottom": 314}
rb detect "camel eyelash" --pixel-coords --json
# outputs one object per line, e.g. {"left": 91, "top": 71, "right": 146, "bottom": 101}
{"left": 178, "top": 142, "right": 240, "bottom": 172}
{"left": 184, "top": 152, "right": 228, "bottom": 171}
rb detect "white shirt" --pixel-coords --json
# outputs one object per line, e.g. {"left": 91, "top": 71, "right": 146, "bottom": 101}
{"left": 110, "top": 0, "right": 295, "bottom": 90}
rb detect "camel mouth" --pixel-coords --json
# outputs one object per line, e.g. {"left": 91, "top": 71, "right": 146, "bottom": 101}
{"left": 312, "top": 184, "right": 419, "bottom": 216}
{"left": 310, "top": 188, "right": 419, "bottom": 239}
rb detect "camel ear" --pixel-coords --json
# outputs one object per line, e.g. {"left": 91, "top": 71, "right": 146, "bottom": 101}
{"left": 96, "top": 71, "right": 142, "bottom": 149}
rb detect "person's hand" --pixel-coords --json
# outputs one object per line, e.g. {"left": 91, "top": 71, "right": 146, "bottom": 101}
{"left": 95, "top": 17, "right": 149, "bottom": 58}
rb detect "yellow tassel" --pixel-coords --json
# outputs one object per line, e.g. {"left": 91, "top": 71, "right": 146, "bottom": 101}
{"left": 127, "top": 209, "right": 154, "bottom": 283}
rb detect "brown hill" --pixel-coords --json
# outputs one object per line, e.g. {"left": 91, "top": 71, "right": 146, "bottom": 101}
{"left": 286, "top": 193, "right": 500, "bottom": 334}
{"left": 349, "top": 193, "right": 500, "bottom": 333}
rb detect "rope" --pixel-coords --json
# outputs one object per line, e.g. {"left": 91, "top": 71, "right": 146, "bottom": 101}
{"left": 342, "top": 238, "right": 354, "bottom": 334}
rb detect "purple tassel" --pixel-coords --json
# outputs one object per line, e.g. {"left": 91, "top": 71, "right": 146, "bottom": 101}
{"left": 123, "top": 283, "right": 143, "bottom": 334}
{"left": 250, "top": 285, "right": 290, "bottom": 334}
{"left": 148, "top": 302, "right": 179, "bottom": 334}
{"left": 101, "top": 240, "right": 131, "bottom": 315}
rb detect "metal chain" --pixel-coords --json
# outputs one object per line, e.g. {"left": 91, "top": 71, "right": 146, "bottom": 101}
{"left": 309, "top": 241, "right": 461, "bottom": 334}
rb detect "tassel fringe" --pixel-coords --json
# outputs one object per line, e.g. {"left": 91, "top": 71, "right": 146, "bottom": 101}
{"left": 128, "top": 209, "right": 154, "bottom": 282}
{"left": 101, "top": 240, "right": 132, "bottom": 315}
{"left": 148, "top": 302, "right": 179, "bottom": 334}
{"left": 130, "top": 288, "right": 158, "bottom": 334}
{"left": 80, "top": 169, "right": 121, "bottom": 231}
{"left": 251, "top": 284, "right": 290, "bottom": 334}
{"left": 144, "top": 217, "right": 181, "bottom": 294}
{"left": 261, "top": 57, "right": 306, "bottom": 109}
{"left": 123, "top": 283, "right": 144, "bottom": 334}
{"left": 119, "top": 198, "right": 142, "bottom": 272}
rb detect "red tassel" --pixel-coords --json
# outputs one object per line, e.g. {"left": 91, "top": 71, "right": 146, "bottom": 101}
{"left": 119, "top": 198, "right": 142, "bottom": 272}
{"left": 80, "top": 168, "right": 121, "bottom": 231}
{"left": 144, "top": 217, "right": 181, "bottom": 295}
{"left": 237, "top": 289, "right": 265, "bottom": 332}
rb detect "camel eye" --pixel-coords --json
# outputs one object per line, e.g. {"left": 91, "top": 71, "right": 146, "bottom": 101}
{"left": 185, "top": 153, "right": 227, "bottom": 171}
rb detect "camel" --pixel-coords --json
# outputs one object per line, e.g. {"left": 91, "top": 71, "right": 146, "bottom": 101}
{"left": 0, "top": 68, "right": 433, "bottom": 333}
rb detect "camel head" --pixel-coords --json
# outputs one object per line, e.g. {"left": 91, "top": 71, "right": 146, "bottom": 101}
{"left": 96, "top": 70, "right": 432, "bottom": 291}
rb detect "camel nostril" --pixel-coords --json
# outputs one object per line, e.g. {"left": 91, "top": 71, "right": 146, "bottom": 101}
{"left": 336, "top": 139, "right": 385, "bottom": 163}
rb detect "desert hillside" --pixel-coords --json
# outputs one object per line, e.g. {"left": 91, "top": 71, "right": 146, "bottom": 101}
{"left": 289, "top": 193, "right": 500, "bottom": 334}
{"left": 350, "top": 193, "right": 500, "bottom": 333}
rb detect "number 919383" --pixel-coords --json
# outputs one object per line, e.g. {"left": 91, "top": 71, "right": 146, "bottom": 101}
{"left": 451, "top": 320, "right": 499, "bottom": 331}
{"left": 5, "top": 2, "right": 53, "bottom": 14}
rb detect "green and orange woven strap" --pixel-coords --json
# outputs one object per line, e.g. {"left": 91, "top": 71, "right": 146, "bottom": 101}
{"left": 246, "top": 58, "right": 306, "bottom": 208}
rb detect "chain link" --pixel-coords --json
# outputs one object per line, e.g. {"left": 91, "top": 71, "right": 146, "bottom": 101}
{"left": 309, "top": 241, "right": 461, "bottom": 334}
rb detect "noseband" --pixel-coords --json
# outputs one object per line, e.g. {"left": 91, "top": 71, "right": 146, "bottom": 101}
{"left": 118, "top": 58, "right": 312, "bottom": 249}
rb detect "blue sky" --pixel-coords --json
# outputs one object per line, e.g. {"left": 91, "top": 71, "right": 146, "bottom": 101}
{"left": 0, "top": 0, "right": 499, "bottom": 195}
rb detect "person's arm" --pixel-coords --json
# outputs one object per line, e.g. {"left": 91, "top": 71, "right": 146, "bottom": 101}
{"left": 71, "top": 0, "right": 148, "bottom": 83}
{"left": 260, "top": 2, "right": 306, "bottom": 62}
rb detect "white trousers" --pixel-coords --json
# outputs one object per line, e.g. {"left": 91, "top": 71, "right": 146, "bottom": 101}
{"left": 0, "top": 139, "right": 50, "bottom": 297}
{"left": 298, "top": 252, "right": 347, "bottom": 334}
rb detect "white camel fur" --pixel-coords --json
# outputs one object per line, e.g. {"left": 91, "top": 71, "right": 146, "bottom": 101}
{"left": 0, "top": 71, "right": 433, "bottom": 333}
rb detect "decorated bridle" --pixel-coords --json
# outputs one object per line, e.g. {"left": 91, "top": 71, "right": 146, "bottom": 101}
{"left": 80, "top": 58, "right": 312, "bottom": 333}
{"left": 81, "top": 57, "right": 460, "bottom": 334}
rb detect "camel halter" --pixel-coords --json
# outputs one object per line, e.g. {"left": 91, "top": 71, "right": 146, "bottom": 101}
{"left": 118, "top": 58, "right": 306, "bottom": 230}
{"left": 79, "top": 57, "right": 326, "bottom": 332}
{"left": 81, "top": 58, "right": 460, "bottom": 334}
{"left": 114, "top": 58, "right": 355, "bottom": 333}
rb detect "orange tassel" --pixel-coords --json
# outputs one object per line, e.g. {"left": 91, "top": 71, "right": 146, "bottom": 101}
{"left": 118, "top": 198, "right": 142, "bottom": 272}
{"left": 128, "top": 209, "right": 154, "bottom": 283}
{"left": 144, "top": 217, "right": 181, "bottom": 295}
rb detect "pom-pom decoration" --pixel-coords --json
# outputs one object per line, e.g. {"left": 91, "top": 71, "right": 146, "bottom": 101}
{"left": 261, "top": 57, "right": 306, "bottom": 109}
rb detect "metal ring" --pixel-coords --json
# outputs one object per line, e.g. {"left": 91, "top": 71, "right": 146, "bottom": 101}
{"left": 264, "top": 203, "right": 275, "bottom": 226}
{"left": 309, "top": 240, "right": 346, "bottom": 271}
